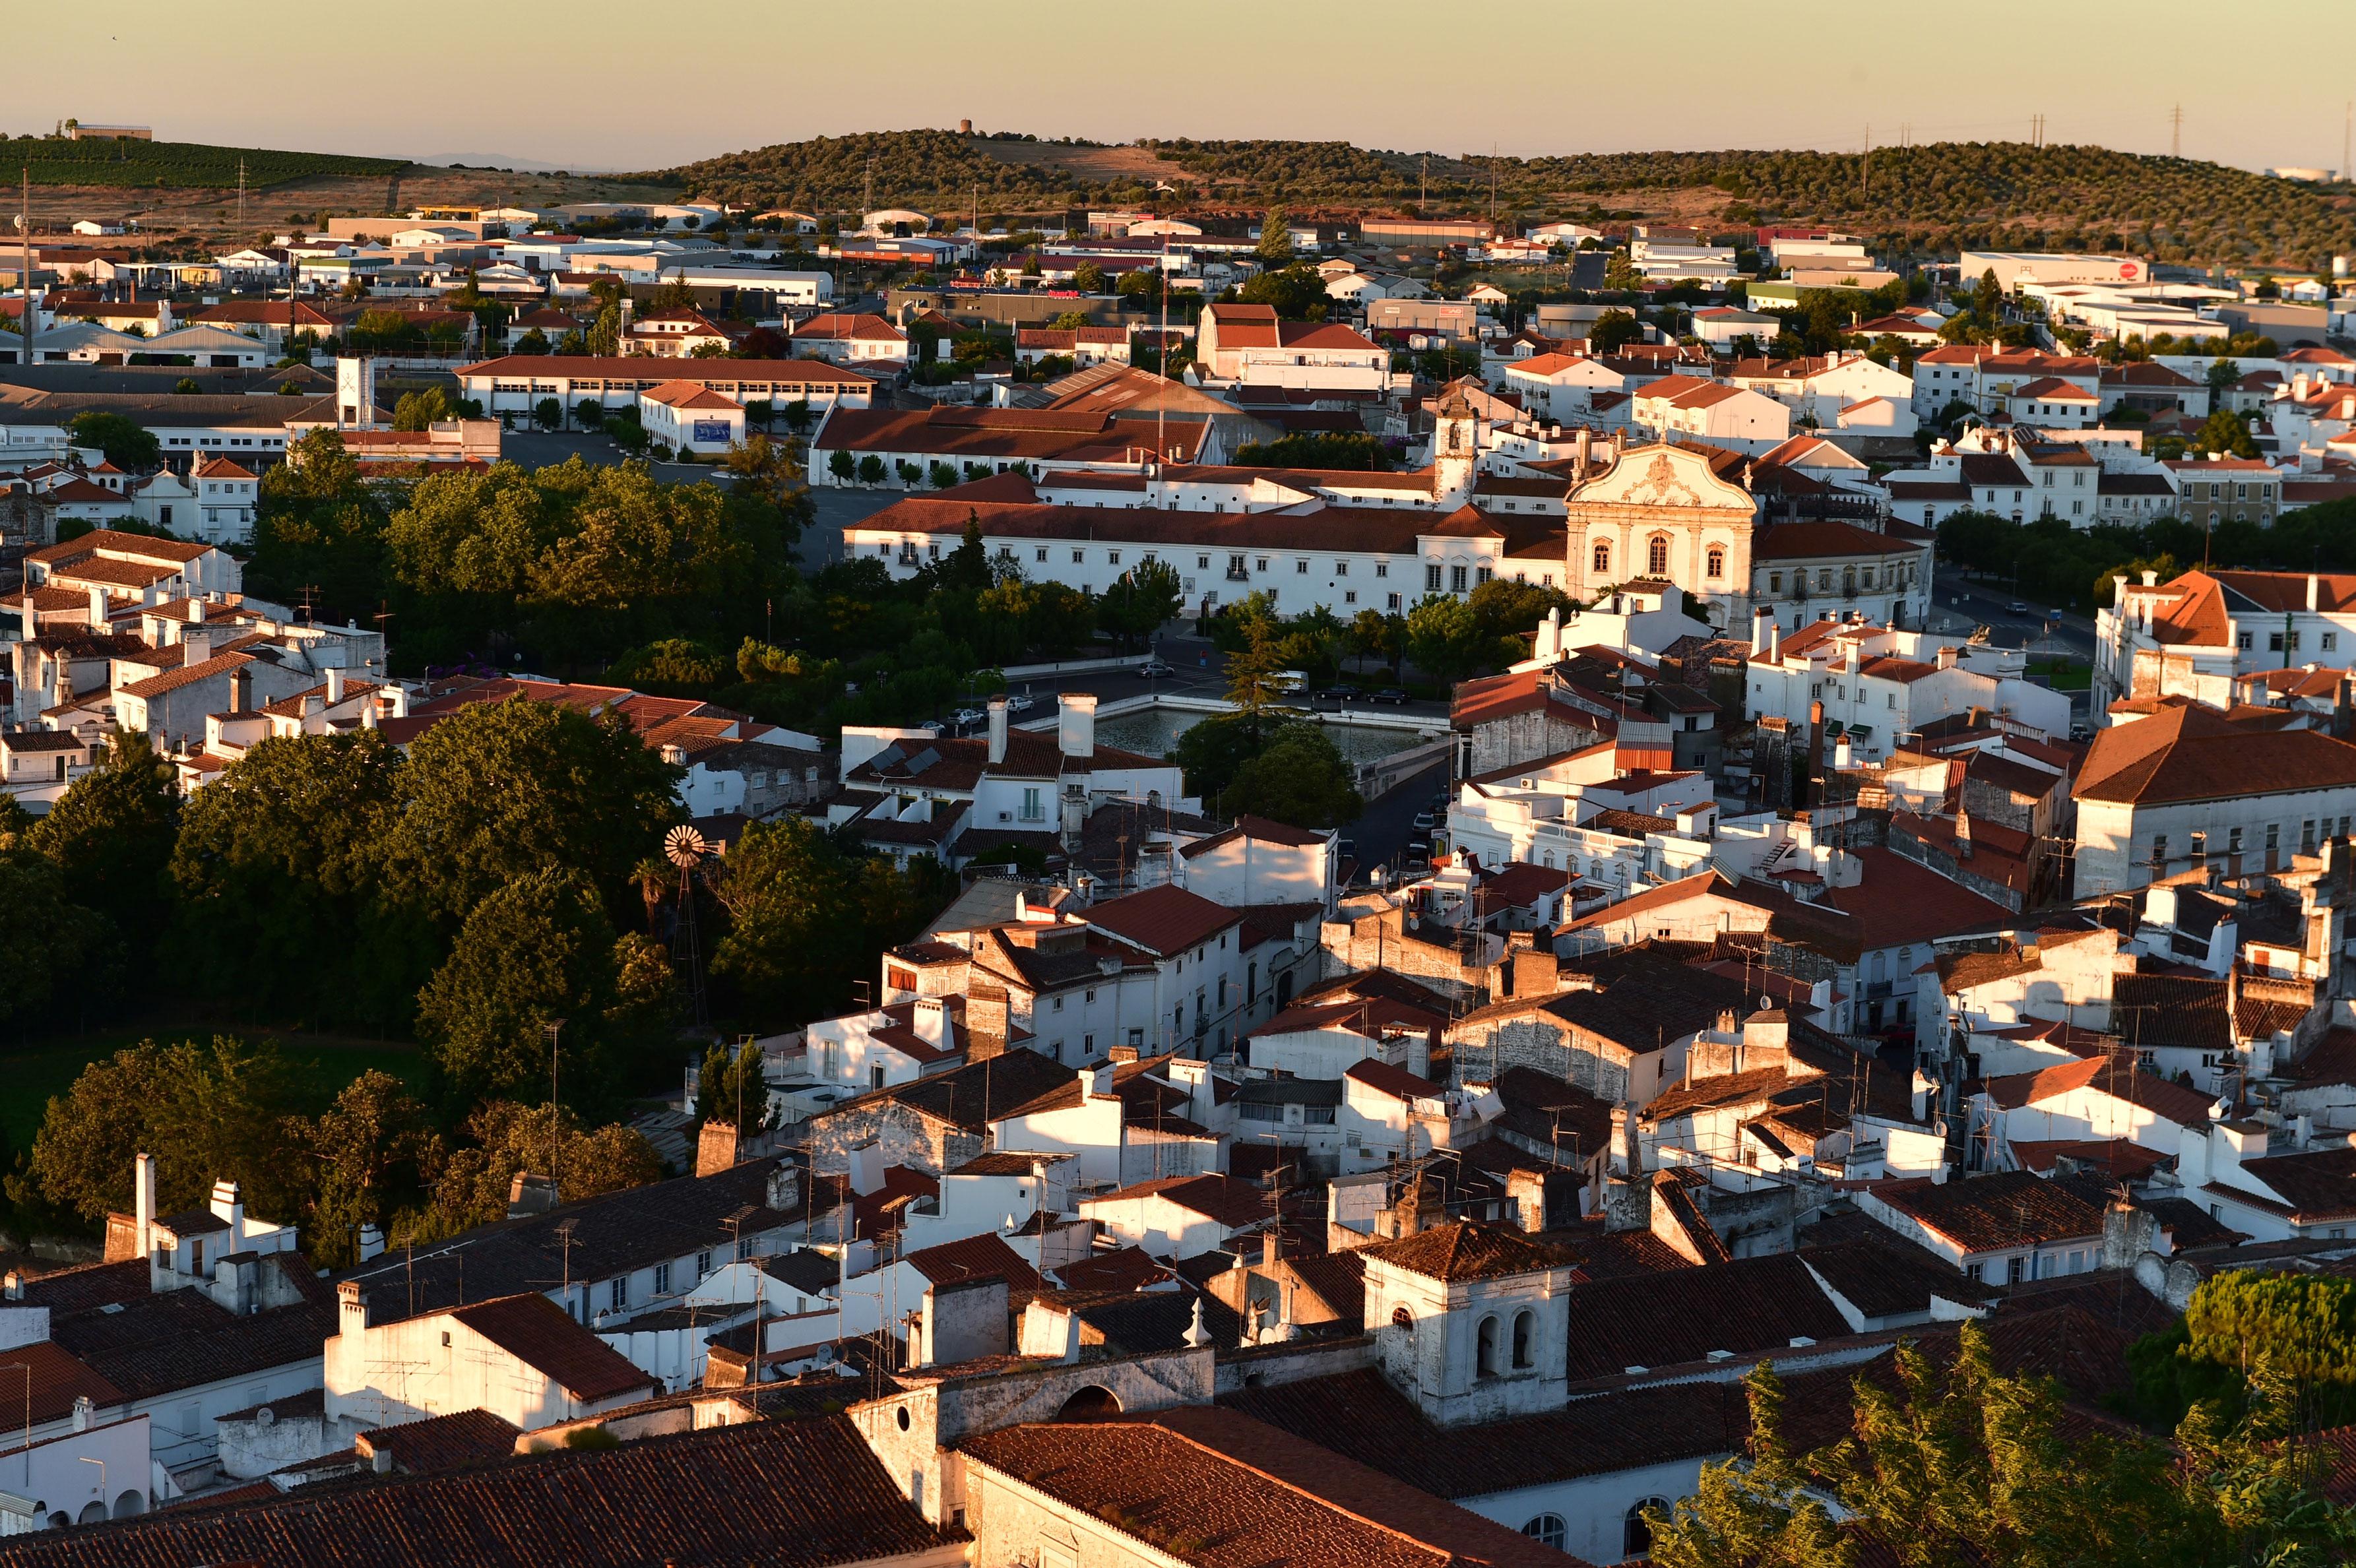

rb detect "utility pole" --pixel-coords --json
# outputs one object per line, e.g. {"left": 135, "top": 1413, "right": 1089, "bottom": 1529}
{"left": 2171, "top": 104, "right": 2184, "bottom": 159}
{"left": 238, "top": 158, "right": 246, "bottom": 228}
{"left": 1420, "top": 154, "right": 1428, "bottom": 219}
{"left": 1489, "top": 140, "right": 1498, "bottom": 227}
{"left": 1863, "top": 126, "right": 1870, "bottom": 199}
{"left": 2344, "top": 101, "right": 2351, "bottom": 185}
{"left": 18, "top": 168, "right": 32, "bottom": 371}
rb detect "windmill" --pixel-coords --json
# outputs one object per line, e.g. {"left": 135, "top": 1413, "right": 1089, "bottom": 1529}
{"left": 666, "top": 824, "right": 711, "bottom": 1029}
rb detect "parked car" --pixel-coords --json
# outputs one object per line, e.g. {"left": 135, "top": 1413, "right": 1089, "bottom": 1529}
{"left": 1269, "top": 668, "right": 1308, "bottom": 693}
{"left": 912, "top": 719, "right": 944, "bottom": 737}
{"left": 1372, "top": 687, "right": 1408, "bottom": 705}
{"left": 1005, "top": 693, "right": 1035, "bottom": 713}
{"left": 1336, "top": 838, "right": 1356, "bottom": 861}
{"left": 2006, "top": 601, "right": 2031, "bottom": 615}
{"left": 950, "top": 708, "right": 984, "bottom": 728}
{"left": 1325, "top": 683, "right": 1362, "bottom": 703}
{"left": 1139, "top": 658, "right": 1175, "bottom": 678}
{"left": 1413, "top": 810, "right": 1436, "bottom": 831}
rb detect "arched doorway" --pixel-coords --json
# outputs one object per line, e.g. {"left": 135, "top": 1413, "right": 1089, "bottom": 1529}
{"left": 77, "top": 1502, "right": 106, "bottom": 1526}
{"left": 112, "top": 1491, "right": 144, "bottom": 1520}
{"left": 1053, "top": 1385, "right": 1122, "bottom": 1422}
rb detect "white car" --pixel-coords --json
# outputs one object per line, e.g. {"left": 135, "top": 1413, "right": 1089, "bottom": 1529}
{"left": 951, "top": 708, "right": 985, "bottom": 728}
{"left": 1005, "top": 693, "right": 1035, "bottom": 713}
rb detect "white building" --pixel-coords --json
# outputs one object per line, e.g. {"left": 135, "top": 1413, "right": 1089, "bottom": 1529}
{"left": 453, "top": 356, "right": 874, "bottom": 418}
{"left": 2073, "top": 701, "right": 2356, "bottom": 896}
{"left": 1628, "top": 375, "right": 1792, "bottom": 455}
{"left": 638, "top": 379, "right": 747, "bottom": 455}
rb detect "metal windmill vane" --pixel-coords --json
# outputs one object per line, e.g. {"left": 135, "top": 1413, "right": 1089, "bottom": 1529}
{"left": 666, "top": 825, "right": 711, "bottom": 1029}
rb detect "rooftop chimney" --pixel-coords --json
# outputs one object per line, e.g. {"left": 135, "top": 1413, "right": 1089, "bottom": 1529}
{"left": 1057, "top": 691, "right": 1097, "bottom": 759}
{"left": 87, "top": 585, "right": 108, "bottom": 627}
{"left": 133, "top": 1152, "right": 156, "bottom": 1261}
{"left": 2310, "top": 573, "right": 2322, "bottom": 613}
{"left": 987, "top": 695, "right": 1009, "bottom": 765}
{"left": 326, "top": 666, "right": 346, "bottom": 703}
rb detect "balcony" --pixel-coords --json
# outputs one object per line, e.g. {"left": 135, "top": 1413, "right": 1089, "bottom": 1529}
{"left": 1225, "top": 567, "right": 1250, "bottom": 582}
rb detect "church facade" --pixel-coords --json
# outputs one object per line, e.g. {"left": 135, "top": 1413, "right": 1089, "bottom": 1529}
{"left": 1562, "top": 441, "right": 1935, "bottom": 633}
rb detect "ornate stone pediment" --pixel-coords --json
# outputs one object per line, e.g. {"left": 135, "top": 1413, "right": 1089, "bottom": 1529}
{"left": 1570, "top": 443, "right": 1754, "bottom": 511}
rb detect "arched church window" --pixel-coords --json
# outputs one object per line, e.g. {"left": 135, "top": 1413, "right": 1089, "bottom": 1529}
{"left": 1476, "top": 1315, "right": 1500, "bottom": 1377}
{"left": 1512, "top": 1309, "right": 1535, "bottom": 1369}
{"left": 1705, "top": 546, "right": 1725, "bottom": 580}
{"left": 1647, "top": 536, "right": 1670, "bottom": 577}
{"left": 1591, "top": 539, "right": 1610, "bottom": 575}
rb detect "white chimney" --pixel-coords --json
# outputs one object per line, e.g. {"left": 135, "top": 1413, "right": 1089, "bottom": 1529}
{"left": 1058, "top": 691, "right": 1097, "bottom": 759}
{"left": 209, "top": 1177, "right": 245, "bottom": 1242}
{"left": 181, "top": 627, "right": 212, "bottom": 664}
{"left": 356, "top": 1222, "right": 385, "bottom": 1262}
{"left": 189, "top": 598, "right": 206, "bottom": 625}
{"left": 326, "top": 666, "right": 346, "bottom": 703}
{"left": 1766, "top": 620, "right": 1781, "bottom": 660}
{"left": 987, "top": 695, "right": 1009, "bottom": 765}
{"left": 2309, "top": 573, "right": 2321, "bottom": 613}
{"left": 87, "top": 585, "right": 108, "bottom": 627}
{"left": 133, "top": 1152, "right": 156, "bottom": 1260}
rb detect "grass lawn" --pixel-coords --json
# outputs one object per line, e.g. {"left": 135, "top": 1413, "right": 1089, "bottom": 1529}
{"left": 0, "top": 1026, "right": 426, "bottom": 1154}
{"left": 2025, "top": 657, "right": 2093, "bottom": 692}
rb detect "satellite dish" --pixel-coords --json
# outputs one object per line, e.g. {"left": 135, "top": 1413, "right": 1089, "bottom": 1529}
{"left": 665, "top": 824, "right": 709, "bottom": 870}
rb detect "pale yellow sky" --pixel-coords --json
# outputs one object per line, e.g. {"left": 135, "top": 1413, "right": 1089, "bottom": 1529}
{"left": 22, "top": 1, "right": 2353, "bottom": 176}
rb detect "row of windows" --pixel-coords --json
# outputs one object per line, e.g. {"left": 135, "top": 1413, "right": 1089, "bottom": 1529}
{"left": 2241, "top": 629, "right": 2340, "bottom": 653}
{"left": 2151, "top": 815, "right": 2350, "bottom": 865}
{"left": 1591, "top": 538, "right": 1722, "bottom": 579}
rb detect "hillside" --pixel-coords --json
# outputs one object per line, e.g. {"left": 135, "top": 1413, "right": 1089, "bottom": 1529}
{"left": 649, "top": 131, "right": 2356, "bottom": 266}
{"left": 11, "top": 135, "right": 406, "bottom": 190}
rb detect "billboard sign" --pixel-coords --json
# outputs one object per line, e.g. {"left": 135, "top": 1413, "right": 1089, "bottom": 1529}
{"left": 691, "top": 420, "right": 732, "bottom": 443}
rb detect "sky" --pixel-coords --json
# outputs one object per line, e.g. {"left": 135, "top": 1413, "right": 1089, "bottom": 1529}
{"left": 22, "top": 1, "right": 2355, "bottom": 177}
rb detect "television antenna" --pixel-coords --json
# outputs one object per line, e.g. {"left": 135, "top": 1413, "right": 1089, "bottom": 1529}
{"left": 666, "top": 824, "right": 712, "bottom": 1028}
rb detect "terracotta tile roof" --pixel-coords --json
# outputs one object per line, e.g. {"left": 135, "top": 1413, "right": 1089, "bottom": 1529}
{"left": 1357, "top": 1219, "right": 1574, "bottom": 1282}
{"left": 2008, "top": 1138, "right": 2171, "bottom": 1180}
{"left": 0, "top": 1415, "right": 959, "bottom": 1568}
{"left": 1562, "top": 1253, "right": 1852, "bottom": 1379}
{"left": 1869, "top": 1169, "right": 2107, "bottom": 1252}
{"left": 1985, "top": 1055, "right": 2217, "bottom": 1126}
{"left": 356, "top": 1408, "right": 524, "bottom": 1475}
{"left": 963, "top": 1407, "right": 1579, "bottom": 1568}
{"left": 2221, "top": 1145, "right": 2356, "bottom": 1222}
{"left": 639, "top": 379, "right": 740, "bottom": 410}
{"left": 1085, "top": 883, "right": 1242, "bottom": 957}
{"left": 48, "top": 1268, "right": 332, "bottom": 1401}
{"left": 1343, "top": 1059, "right": 1448, "bottom": 1103}
{"left": 2078, "top": 701, "right": 2356, "bottom": 805}
{"left": 449, "top": 1293, "right": 660, "bottom": 1404}
{"left": 815, "top": 1047, "right": 1076, "bottom": 1137}
{"left": 1223, "top": 1365, "right": 1748, "bottom": 1499}
{"left": 1800, "top": 1235, "right": 2000, "bottom": 1319}
{"left": 7, "top": 1257, "right": 150, "bottom": 1315}
{"left": 1750, "top": 518, "right": 1929, "bottom": 562}
{"left": 1087, "top": 1173, "right": 1277, "bottom": 1231}
{"left": 457, "top": 354, "right": 876, "bottom": 384}
{"left": 1049, "top": 1244, "right": 1177, "bottom": 1294}
{"left": 901, "top": 1231, "right": 1046, "bottom": 1292}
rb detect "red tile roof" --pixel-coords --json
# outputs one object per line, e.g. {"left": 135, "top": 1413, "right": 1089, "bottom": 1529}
{"left": 1358, "top": 1219, "right": 1574, "bottom": 1282}
{"left": 1085, "top": 883, "right": 1242, "bottom": 958}
{"left": 901, "top": 1231, "right": 1046, "bottom": 1292}
{"left": 1869, "top": 1170, "right": 2107, "bottom": 1251}
{"left": 448, "top": 1293, "right": 660, "bottom": 1404}
{"left": 2078, "top": 701, "right": 2356, "bottom": 805}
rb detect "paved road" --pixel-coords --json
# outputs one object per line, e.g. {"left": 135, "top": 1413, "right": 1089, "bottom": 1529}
{"left": 1342, "top": 759, "right": 1451, "bottom": 885}
{"left": 1930, "top": 571, "right": 2096, "bottom": 661}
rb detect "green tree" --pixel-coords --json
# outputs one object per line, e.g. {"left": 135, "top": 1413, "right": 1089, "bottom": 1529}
{"left": 67, "top": 410, "right": 162, "bottom": 469}
{"left": 1404, "top": 594, "right": 1496, "bottom": 681}
{"left": 28, "top": 727, "right": 179, "bottom": 960}
{"left": 1647, "top": 1364, "right": 1850, "bottom": 1568}
{"left": 513, "top": 327, "right": 550, "bottom": 354}
{"left": 711, "top": 817, "right": 931, "bottom": 1026}
{"left": 1255, "top": 208, "right": 1293, "bottom": 262}
{"left": 420, "top": 1102, "right": 660, "bottom": 1236}
{"left": 169, "top": 730, "right": 408, "bottom": 1026}
{"left": 1233, "top": 265, "right": 1329, "bottom": 321}
{"left": 828, "top": 448, "right": 856, "bottom": 482}
{"left": 392, "top": 388, "right": 453, "bottom": 431}
{"left": 928, "top": 460, "right": 959, "bottom": 489}
{"left": 1603, "top": 249, "right": 1642, "bottom": 292}
{"left": 697, "top": 1038, "right": 776, "bottom": 1133}
{"left": 0, "top": 842, "right": 108, "bottom": 1025}
{"left": 2207, "top": 357, "right": 2243, "bottom": 395}
{"left": 415, "top": 867, "right": 658, "bottom": 1112}
{"left": 856, "top": 453, "right": 888, "bottom": 485}
{"left": 1348, "top": 608, "right": 1404, "bottom": 675}
{"left": 1070, "top": 260, "right": 1106, "bottom": 293}
{"left": 1467, "top": 577, "right": 1574, "bottom": 646}
{"left": 381, "top": 696, "right": 682, "bottom": 930}
{"left": 24, "top": 1036, "right": 305, "bottom": 1226}
{"left": 1589, "top": 307, "right": 1642, "bottom": 354}
{"left": 534, "top": 396, "right": 565, "bottom": 431}
{"left": 1098, "top": 559, "right": 1185, "bottom": 646}
{"left": 1219, "top": 722, "right": 1362, "bottom": 828}
{"left": 2196, "top": 408, "right": 2258, "bottom": 458}
{"left": 297, "top": 1071, "right": 444, "bottom": 1267}
{"left": 1232, "top": 432, "right": 1389, "bottom": 470}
